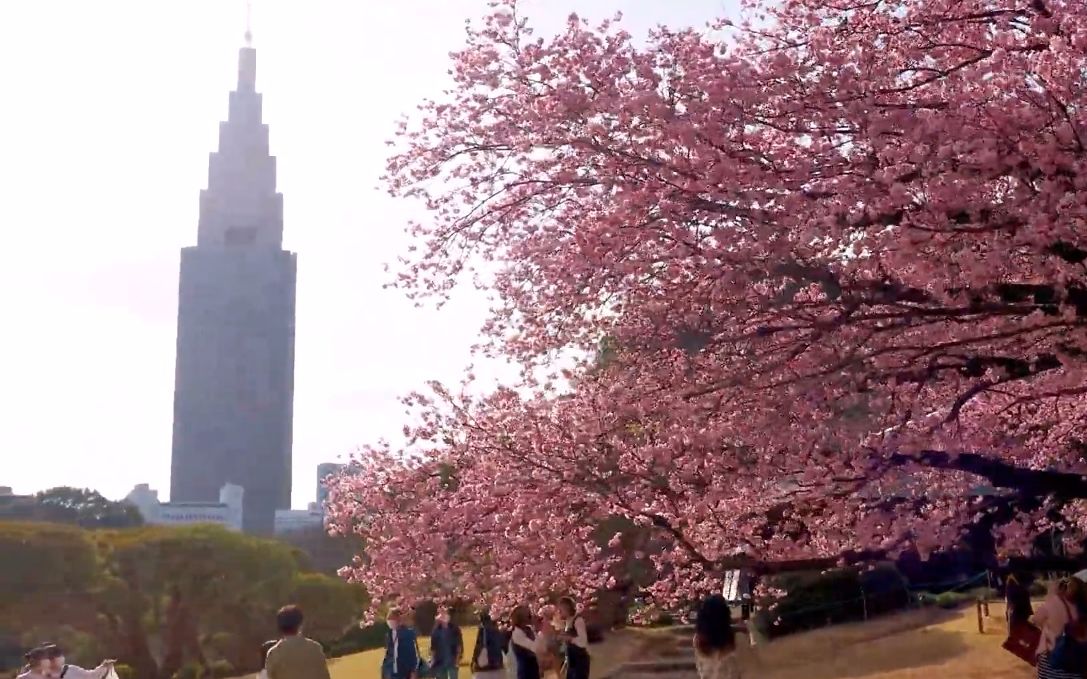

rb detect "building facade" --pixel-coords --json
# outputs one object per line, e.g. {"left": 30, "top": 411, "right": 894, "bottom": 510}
{"left": 274, "top": 504, "right": 324, "bottom": 534}
{"left": 169, "top": 38, "right": 296, "bottom": 535}
{"left": 0, "top": 487, "right": 37, "bottom": 520}
{"left": 316, "top": 462, "right": 343, "bottom": 508}
{"left": 125, "top": 483, "right": 244, "bottom": 532}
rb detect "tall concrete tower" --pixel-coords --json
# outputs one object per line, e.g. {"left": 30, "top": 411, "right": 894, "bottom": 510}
{"left": 169, "top": 33, "right": 296, "bottom": 535}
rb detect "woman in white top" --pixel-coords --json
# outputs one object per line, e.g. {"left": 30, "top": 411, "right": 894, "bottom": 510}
{"left": 693, "top": 595, "right": 750, "bottom": 679}
{"left": 43, "top": 644, "right": 115, "bottom": 679}
{"left": 557, "top": 598, "right": 589, "bottom": 679}
{"left": 535, "top": 606, "right": 563, "bottom": 679}
{"left": 509, "top": 606, "right": 542, "bottom": 679}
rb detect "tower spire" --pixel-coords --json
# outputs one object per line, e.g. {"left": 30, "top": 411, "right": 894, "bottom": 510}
{"left": 237, "top": 0, "right": 257, "bottom": 93}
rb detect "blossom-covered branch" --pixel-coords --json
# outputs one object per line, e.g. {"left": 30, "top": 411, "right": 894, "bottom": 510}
{"left": 329, "top": 0, "right": 1087, "bottom": 615}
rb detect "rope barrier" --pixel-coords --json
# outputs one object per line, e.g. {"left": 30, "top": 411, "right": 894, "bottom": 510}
{"left": 765, "top": 570, "right": 993, "bottom": 620}
{"left": 906, "top": 570, "right": 990, "bottom": 593}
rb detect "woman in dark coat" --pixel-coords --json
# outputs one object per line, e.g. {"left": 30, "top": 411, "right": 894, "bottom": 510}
{"left": 1006, "top": 572, "right": 1034, "bottom": 626}
{"left": 471, "top": 612, "right": 507, "bottom": 679}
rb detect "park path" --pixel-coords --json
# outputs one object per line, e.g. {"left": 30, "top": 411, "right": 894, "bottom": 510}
{"left": 608, "top": 626, "right": 697, "bottom": 679}
{"left": 605, "top": 604, "right": 1033, "bottom": 679}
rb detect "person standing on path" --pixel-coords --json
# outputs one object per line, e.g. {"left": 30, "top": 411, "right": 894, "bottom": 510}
{"left": 470, "top": 612, "right": 506, "bottom": 679}
{"left": 431, "top": 606, "right": 464, "bottom": 679}
{"left": 383, "top": 607, "right": 420, "bottom": 679}
{"left": 535, "top": 606, "right": 563, "bottom": 679}
{"left": 264, "top": 605, "right": 333, "bottom": 679}
{"left": 557, "top": 598, "right": 589, "bottom": 679}
{"left": 693, "top": 595, "right": 754, "bottom": 679}
{"left": 1006, "top": 572, "right": 1034, "bottom": 626}
{"left": 499, "top": 618, "right": 516, "bottom": 679}
{"left": 509, "top": 606, "right": 541, "bottom": 679}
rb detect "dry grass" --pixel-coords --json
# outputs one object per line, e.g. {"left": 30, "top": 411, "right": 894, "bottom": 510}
{"left": 747, "top": 601, "right": 1033, "bottom": 679}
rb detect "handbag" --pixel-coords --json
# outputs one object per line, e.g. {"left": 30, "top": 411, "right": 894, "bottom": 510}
{"left": 1002, "top": 621, "right": 1040, "bottom": 666}
{"left": 1050, "top": 600, "right": 1087, "bottom": 672}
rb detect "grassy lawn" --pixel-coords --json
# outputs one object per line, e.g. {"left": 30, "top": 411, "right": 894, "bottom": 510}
{"left": 246, "top": 602, "right": 1034, "bottom": 679}
{"left": 327, "top": 628, "right": 477, "bottom": 679}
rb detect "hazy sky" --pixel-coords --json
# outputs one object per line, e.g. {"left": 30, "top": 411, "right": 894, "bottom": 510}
{"left": 0, "top": 0, "right": 737, "bottom": 507}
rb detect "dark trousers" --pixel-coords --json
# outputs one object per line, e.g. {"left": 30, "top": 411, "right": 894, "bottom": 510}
{"left": 566, "top": 645, "right": 590, "bottom": 679}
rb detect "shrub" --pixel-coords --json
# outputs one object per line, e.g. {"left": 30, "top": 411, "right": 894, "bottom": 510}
{"left": 172, "top": 663, "right": 203, "bottom": 679}
{"left": 753, "top": 563, "right": 910, "bottom": 639}
{"left": 860, "top": 564, "right": 912, "bottom": 617}
{"left": 206, "top": 660, "right": 235, "bottom": 679}
{"left": 328, "top": 622, "right": 390, "bottom": 658}
{"left": 916, "top": 587, "right": 992, "bottom": 610}
{"left": 113, "top": 664, "right": 136, "bottom": 679}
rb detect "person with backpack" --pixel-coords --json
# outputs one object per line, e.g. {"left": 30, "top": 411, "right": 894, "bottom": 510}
{"left": 1033, "top": 578, "right": 1087, "bottom": 678}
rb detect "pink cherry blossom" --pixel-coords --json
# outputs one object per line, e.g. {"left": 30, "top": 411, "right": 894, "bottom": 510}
{"left": 328, "top": 0, "right": 1087, "bottom": 617}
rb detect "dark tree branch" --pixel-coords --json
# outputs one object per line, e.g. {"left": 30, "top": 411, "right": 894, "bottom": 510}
{"left": 890, "top": 450, "right": 1087, "bottom": 499}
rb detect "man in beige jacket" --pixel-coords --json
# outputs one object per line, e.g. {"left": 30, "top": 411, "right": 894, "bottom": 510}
{"left": 265, "top": 605, "right": 333, "bottom": 679}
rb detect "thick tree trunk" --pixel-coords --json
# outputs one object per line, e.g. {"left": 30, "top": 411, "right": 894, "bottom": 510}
{"left": 119, "top": 611, "right": 159, "bottom": 679}
{"left": 159, "top": 589, "right": 204, "bottom": 679}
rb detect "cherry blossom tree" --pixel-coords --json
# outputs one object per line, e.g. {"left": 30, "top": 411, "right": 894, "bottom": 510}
{"left": 327, "top": 0, "right": 1087, "bottom": 615}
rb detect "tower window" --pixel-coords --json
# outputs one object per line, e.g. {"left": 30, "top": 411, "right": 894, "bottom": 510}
{"left": 224, "top": 226, "right": 258, "bottom": 246}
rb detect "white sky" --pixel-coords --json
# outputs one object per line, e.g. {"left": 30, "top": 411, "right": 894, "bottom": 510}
{"left": 0, "top": 0, "right": 737, "bottom": 507}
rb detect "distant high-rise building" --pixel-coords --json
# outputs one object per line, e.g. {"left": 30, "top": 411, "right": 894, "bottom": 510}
{"left": 316, "top": 463, "right": 343, "bottom": 509}
{"left": 169, "top": 33, "right": 296, "bottom": 535}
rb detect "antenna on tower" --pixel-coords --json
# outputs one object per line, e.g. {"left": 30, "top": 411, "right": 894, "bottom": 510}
{"left": 244, "top": 0, "right": 254, "bottom": 46}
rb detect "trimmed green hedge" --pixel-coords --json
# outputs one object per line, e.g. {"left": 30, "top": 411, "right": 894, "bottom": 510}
{"left": 753, "top": 563, "right": 911, "bottom": 639}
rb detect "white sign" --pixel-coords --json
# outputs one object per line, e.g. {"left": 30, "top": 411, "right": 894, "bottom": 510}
{"left": 722, "top": 569, "right": 741, "bottom": 602}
